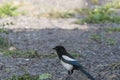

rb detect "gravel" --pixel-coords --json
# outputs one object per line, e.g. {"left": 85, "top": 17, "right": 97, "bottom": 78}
{"left": 0, "top": 0, "right": 120, "bottom": 80}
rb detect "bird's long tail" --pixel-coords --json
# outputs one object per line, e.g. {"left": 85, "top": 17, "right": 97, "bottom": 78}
{"left": 78, "top": 67, "right": 95, "bottom": 80}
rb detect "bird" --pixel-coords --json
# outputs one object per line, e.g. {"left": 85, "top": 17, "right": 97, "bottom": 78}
{"left": 53, "top": 45, "right": 95, "bottom": 80}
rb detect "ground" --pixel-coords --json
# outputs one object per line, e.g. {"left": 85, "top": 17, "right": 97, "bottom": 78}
{"left": 0, "top": 0, "right": 120, "bottom": 80}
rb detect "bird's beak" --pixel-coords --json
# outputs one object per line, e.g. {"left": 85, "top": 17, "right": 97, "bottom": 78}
{"left": 52, "top": 47, "right": 56, "bottom": 50}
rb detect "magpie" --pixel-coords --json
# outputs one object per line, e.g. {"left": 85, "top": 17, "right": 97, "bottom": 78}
{"left": 53, "top": 45, "right": 95, "bottom": 80}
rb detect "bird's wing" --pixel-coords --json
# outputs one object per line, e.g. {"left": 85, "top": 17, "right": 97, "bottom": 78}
{"left": 62, "top": 55, "right": 76, "bottom": 61}
{"left": 62, "top": 55, "right": 83, "bottom": 68}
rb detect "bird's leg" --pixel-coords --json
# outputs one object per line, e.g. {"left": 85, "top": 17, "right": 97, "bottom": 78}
{"left": 64, "top": 70, "right": 74, "bottom": 80}
{"left": 63, "top": 71, "right": 71, "bottom": 80}
{"left": 68, "top": 70, "right": 73, "bottom": 75}
{"left": 68, "top": 71, "right": 71, "bottom": 75}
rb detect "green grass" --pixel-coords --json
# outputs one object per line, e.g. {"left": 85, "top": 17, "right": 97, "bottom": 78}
{"left": 0, "top": 28, "right": 9, "bottom": 34}
{"left": 71, "top": 53, "right": 83, "bottom": 57}
{"left": 1, "top": 50, "right": 54, "bottom": 58}
{"left": 90, "top": 34, "right": 101, "bottom": 43}
{"left": 0, "top": 2, "right": 19, "bottom": 18}
{"left": 76, "top": 8, "right": 120, "bottom": 24}
{"left": 106, "top": 38, "right": 116, "bottom": 45}
{"left": 38, "top": 73, "right": 52, "bottom": 80}
{"left": 109, "top": 62, "right": 120, "bottom": 70}
{"left": 1, "top": 50, "right": 82, "bottom": 58}
{"left": 106, "top": 27, "right": 120, "bottom": 32}
{"left": 6, "top": 73, "right": 52, "bottom": 80}
{"left": 0, "top": 28, "right": 9, "bottom": 51}
{"left": 2, "top": 50, "right": 55, "bottom": 58}
{"left": 90, "top": 34, "right": 116, "bottom": 45}
{"left": 2, "top": 50, "right": 40, "bottom": 58}
{"left": 39, "top": 11, "right": 75, "bottom": 18}
{"left": 75, "top": 8, "right": 90, "bottom": 15}
{"left": 104, "top": 1, "right": 120, "bottom": 9}
{"left": 0, "top": 36, "right": 9, "bottom": 50}
{"left": 75, "top": 1, "right": 120, "bottom": 24}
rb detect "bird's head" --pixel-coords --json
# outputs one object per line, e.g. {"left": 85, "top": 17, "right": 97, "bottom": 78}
{"left": 53, "top": 45, "right": 66, "bottom": 54}
{"left": 53, "top": 45, "right": 69, "bottom": 59}
{"left": 53, "top": 45, "right": 65, "bottom": 50}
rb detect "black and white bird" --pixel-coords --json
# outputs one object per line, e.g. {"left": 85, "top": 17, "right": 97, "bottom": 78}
{"left": 53, "top": 45, "right": 95, "bottom": 80}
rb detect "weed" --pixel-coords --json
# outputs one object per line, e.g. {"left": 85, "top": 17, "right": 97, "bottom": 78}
{"left": 6, "top": 74, "right": 38, "bottom": 80}
{"left": 2, "top": 50, "right": 40, "bottom": 58}
{"left": 106, "top": 27, "right": 120, "bottom": 32}
{"left": 39, "top": 53, "right": 57, "bottom": 58}
{"left": 0, "top": 29, "right": 9, "bottom": 50}
{"left": 6, "top": 73, "right": 52, "bottom": 80}
{"left": 40, "top": 11, "right": 75, "bottom": 18}
{"left": 2, "top": 49, "right": 82, "bottom": 58}
{"left": 5, "top": 68, "right": 11, "bottom": 73}
{"left": 38, "top": 73, "right": 52, "bottom": 80}
{"left": 74, "top": 8, "right": 90, "bottom": 16}
{"left": 0, "top": 2, "right": 19, "bottom": 18}
{"left": 83, "top": 8, "right": 112, "bottom": 23}
{"left": 2, "top": 50, "right": 55, "bottom": 58}
{"left": 76, "top": 2, "right": 120, "bottom": 24}
{"left": 0, "top": 36, "right": 9, "bottom": 49}
{"left": 2, "top": 50, "right": 56, "bottom": 58}
{"left": 104, "top": 1, "right": 120, "bottom": 9}
{"left": 90, "top": 34, "right": 116, "bottom": 45}
{"left": 109, "top": 62, "right": 120, "bottom": 70}
{"left": 106, "top": 38, "right": 116, "bottom": 45}
{"left": 75, "top": 19, "right": 86, "bottom": 24}
{"left": 71, "top": 53, "right": 83, "bottom": 57}
{"left": 90, "top": 34, "right": 101, "bottom": 43}
{"left": 0, "top": 28, "right": 9, "bottom": 34}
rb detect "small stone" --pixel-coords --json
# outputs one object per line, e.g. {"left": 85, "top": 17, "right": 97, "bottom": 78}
{"left": 8, "top": 46, "right": 17, "bottom": 51}
{"left": 25, "top": 59, "right": 30, "bottom": 61}
{"left": 59, "top": 39, "right": 65, "bottom": 43}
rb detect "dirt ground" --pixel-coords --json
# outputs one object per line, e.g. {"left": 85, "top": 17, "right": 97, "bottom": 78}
{"left": 0, "top": 0, "right": 120, "bottom": 80}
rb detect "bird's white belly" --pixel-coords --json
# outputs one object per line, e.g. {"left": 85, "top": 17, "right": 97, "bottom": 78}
{"left": 61, "top": 60, "right": 73, "bottom": 71}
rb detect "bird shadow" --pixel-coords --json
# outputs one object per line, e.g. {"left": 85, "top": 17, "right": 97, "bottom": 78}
{"left": 63, "top": 71, "right": 90, "bottom": 80}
